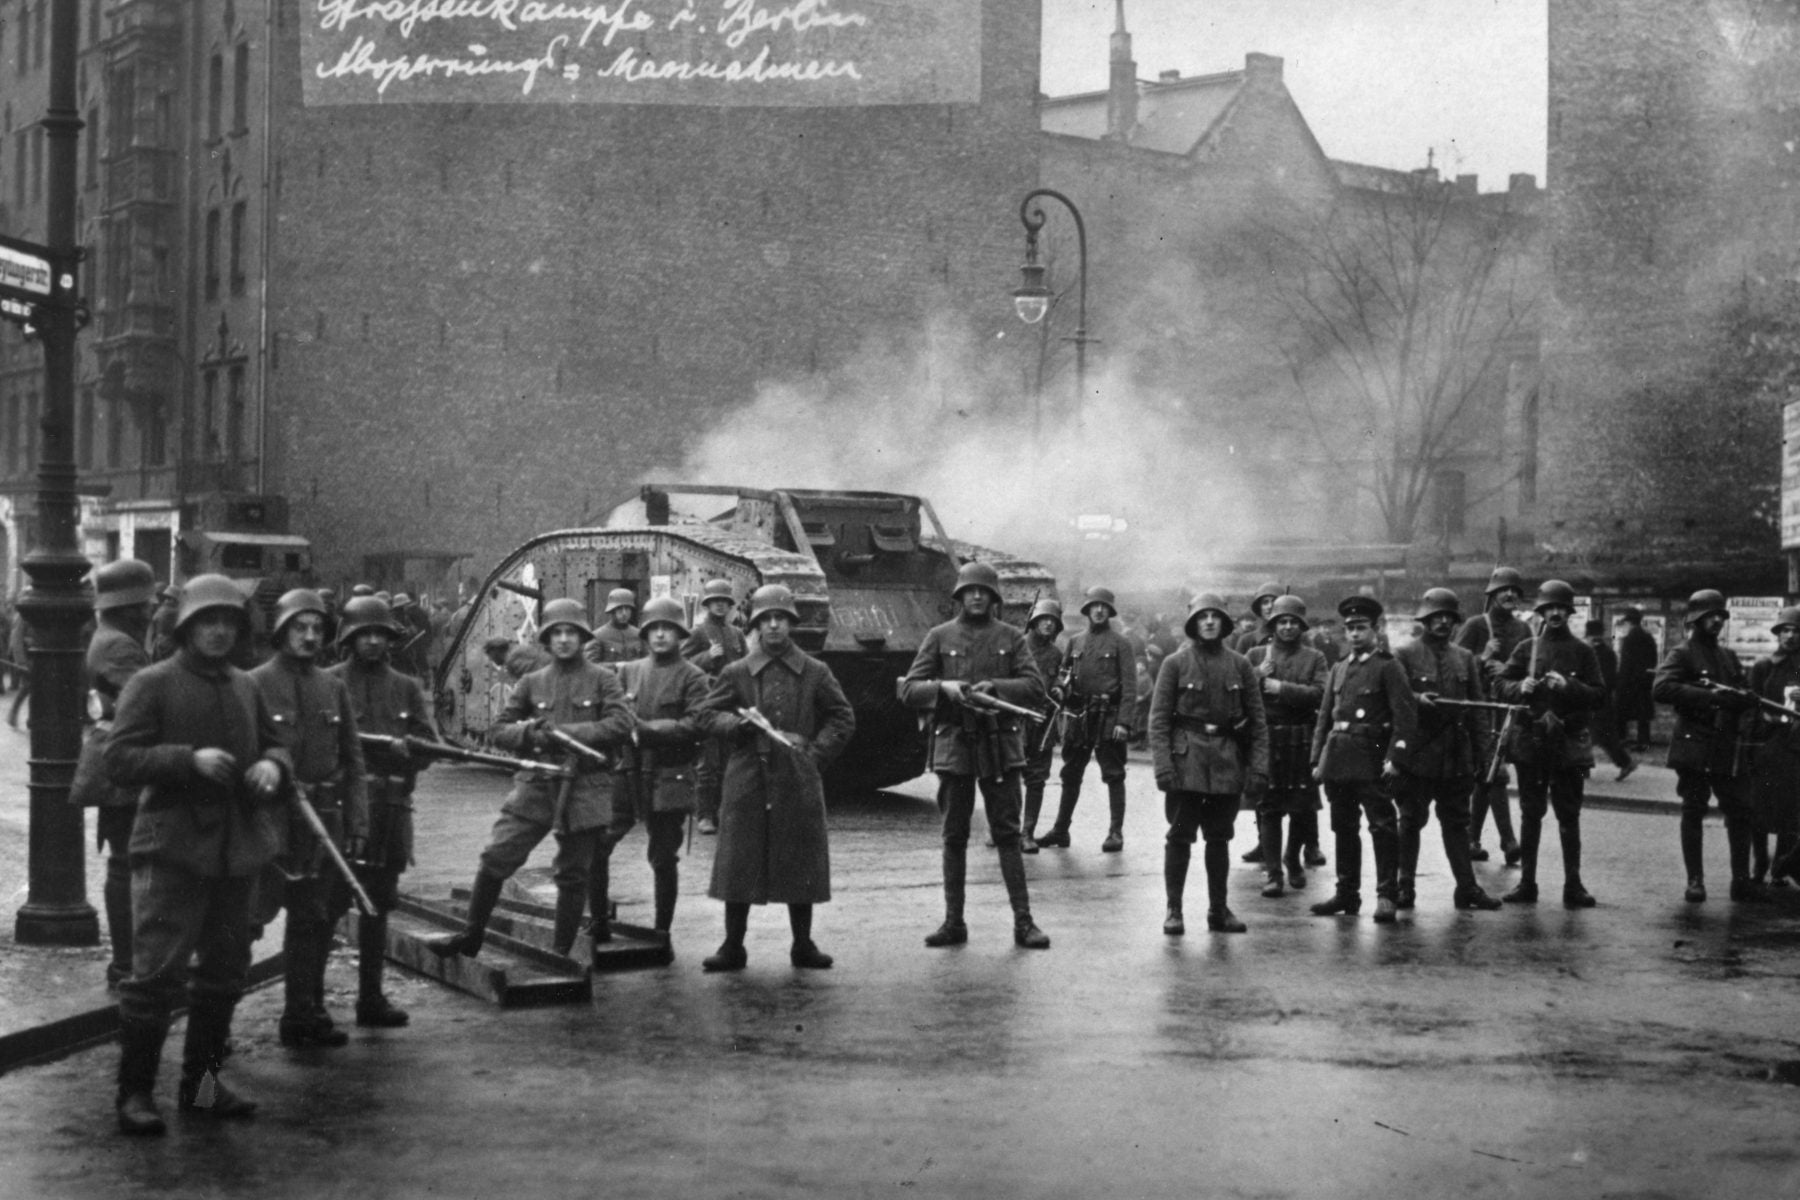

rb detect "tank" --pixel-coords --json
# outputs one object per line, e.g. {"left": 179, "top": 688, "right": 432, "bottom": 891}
{"left": 435, "top": 485, "right": 1057, "bottom": 794}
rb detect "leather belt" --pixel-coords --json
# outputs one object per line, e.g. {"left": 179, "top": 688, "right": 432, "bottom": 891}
{"left": 1173, "top": 717, "right": 1229, "bottom": 736}
{"left": 1332, "top": 721, "right": 1390, "bottom": 737}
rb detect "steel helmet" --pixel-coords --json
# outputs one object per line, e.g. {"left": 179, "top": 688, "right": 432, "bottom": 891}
{"left": 336, "top": 596, "right": 403, "bottom": 644}
{"left": 749, "top": 583, "right": 801, "bottom": 626}
{"left": 350, "top": 584, "right": 376, "bottom": 597}
{"left": 174, "top": 573, "right": 250, "bottom": 633}
{"left": 1415, "top": 588, "right": 1463, "bottom": 623}
{"left": 1338, "top": 594, "right": 1384, "bottom": 622}
{"left": 1027, "top": 597, "right": 1065, "bottom": 636}
{"left": 952, "top": 561, "right": 1003, "bottom": 606}
{"left": 1772, "top": 606, "right": 1800, "bottom": 635}
{"left": 1683, "top": 589, "right": 1728, "bottom": 625}
{"left": 392, "top": 592, "right": 414, "bottom": 611}
{"left": 637, "top": 596, "right": 690, "bottom": 639}
{"left": 701, "top": 579, "right": 736, "bottom": 605}
{"left": 1267, "top": 595, "right": 1308, "bottom": 623}
{"left": 271, "top": 589, "right": 329, "bottom": 639}
{"left": 1081, "top": 586, "right": 1118, "bottom": 620}
{"left": 1185, "top": 592, "right": 1235, "bottom": 638}
{"left": 604, "top": 588, "right": 637, "bottom": 616}
{"left": 1533, "top": 580, "right": 1578, "bottom": 613}
{"left": 538, "top": 597, "right": 595, "bottom": 643}
{"left": 94, "top": 559, "right": 157, "bottom": 612}
{"left": 1251, "top": 580, "right": 1284, "bottom": 611}
{"left": 1485, "top": 567, "right": 1525, "bottom": 595}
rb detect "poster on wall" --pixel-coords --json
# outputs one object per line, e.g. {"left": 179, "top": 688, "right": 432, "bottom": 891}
{"left": 1726, "top": 596, "right": 1784, "bottom": 666}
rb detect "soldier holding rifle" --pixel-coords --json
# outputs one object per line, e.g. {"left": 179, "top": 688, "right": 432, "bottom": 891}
{"left": 683, "top": 579, "right": 748, "bottom": 835}
{"left": 1454, "top": 567, "right": 1531, "bottom": 866}
{"left": 1244, "top": 595, "right": 1327, "bottom": 898}
{"left": 1019, "top": 597, "right": 1066, "bottom": 853}
{"left": 902, "top": 562, "right": 1051, "bottom": 950}
{"left": 1747, "top": 606, "right": 1800, "bottom": 887}
{"left": 1038, "top": 586, "right": 1136, "bottom": 854}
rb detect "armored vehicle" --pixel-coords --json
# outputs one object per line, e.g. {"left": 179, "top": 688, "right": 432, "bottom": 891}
{"left": 436, "top": 485, "right": 1057, "bottom": 794}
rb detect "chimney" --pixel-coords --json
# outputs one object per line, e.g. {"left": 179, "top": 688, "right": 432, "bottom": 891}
{"left": 1158, "top": 69, "right": 1181, "bottom": 83}
{"left": 1244, "top": 52, "right": 1284, "bottom": 81}
{"left": 1106, "top": 0, "right": 1138, "bottom": 141}
{"left": 1455, "top": 173, "right": 1478, "bottom": 197}
{"left": 1508, "top": 172, "right": 1538, "bottom": 193}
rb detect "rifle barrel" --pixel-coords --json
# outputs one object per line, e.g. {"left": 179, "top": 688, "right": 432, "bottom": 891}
{"left": 545, "top": 727, "right": 614, "bottom": 768}
{"left": 292, "top": 794, "right": 376, "bottom": 916}
{"left": 738, "top": 707, "right": 797, "bottom": 750}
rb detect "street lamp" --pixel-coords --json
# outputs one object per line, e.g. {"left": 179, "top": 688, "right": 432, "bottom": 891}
{"left": 1014, "top": 188, "right": 1092, "bottom": 414}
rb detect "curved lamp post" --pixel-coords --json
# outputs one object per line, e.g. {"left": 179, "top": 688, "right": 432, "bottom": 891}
{"left": 1014, "top": 188, "right": 1091, "bottom": 417}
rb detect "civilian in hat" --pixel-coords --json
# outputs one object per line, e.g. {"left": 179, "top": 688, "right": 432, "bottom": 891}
{"left": 1584, "top": 618, "right": 1636, "bottom": 781}
{"left": 1615, "top": 606, "right": 1658, "bottom": 749}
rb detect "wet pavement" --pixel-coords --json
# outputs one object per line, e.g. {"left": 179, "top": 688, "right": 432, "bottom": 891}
{"left": 3, "top": 712, "right": 1799, "bottom": 1197}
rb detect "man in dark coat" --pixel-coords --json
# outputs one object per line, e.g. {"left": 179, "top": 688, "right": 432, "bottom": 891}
{"left": 105, "top": 574, "right": 293, "bottom": 1134}
{"left": 902, "top": 562, "right": 1051, "bottom": 950}
{"left": 1310, "top": 595, "right": 1416, "bottom": 924}
{"left": 1244, "top": 595, "right": 1326, "bottom": 896}
{"left": 1019, "top": 597, "right": 1066, "bottom": 853}
{"left": 1497, "top": 581, "right": 1605, "bottom": 908}
{"left": 682, "top": 578, "right": 748, "bottom": 835}
{"left": 697, "top": 584, "right": 854, "bottom": 971}
{"left": 1455, "top": 566, "right": 1531, "bottom": 865}
{"left": 1149, "top": 593, "right": 1270, "bottom": 934}
{"left": 1654, "top": 589, "right": 1760, "bottom": 904}
{"left": 1749, "top": 607, "right": 1800, "bottom": 887}
{"left": 587, "top": 587, "right": 644, "bottom": 665}
{"left": 1039, "top": 585, "right": 1136, "bottom": 853}
{"left": 1585, "top": 618, "right": 1636, "bottom": 781}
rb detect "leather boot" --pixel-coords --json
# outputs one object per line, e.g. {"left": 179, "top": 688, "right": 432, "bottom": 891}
{"left": 1299, "top": 809, "right": 1327, "bottom": 867}
{"left": 1204, "top": 839, "right": 1246, "bottom": 932}
{"left": 1681, "top": 813, "right": 1707, "bottom": 900}
{"left": 1038, "top": 785, "right": 1079, "bottom": 848}
{"left": 586, "top": 848, "right": 612, "bottom": 947}
{"left": 115, "top": 1021, "right": 167, "bottom": 1136}
{"left": 703, "top": 903, "right": 749, "bottom": 972}
{"left": 1258, "top": 814, "right": 1285, "bottom": 897}
{"left": 280, "top": 921, "right": 347, "bottom": 1047}
{"left": 1021, "top": 783, "right": 1044, "bottom": 853}
{"left": 788, "top": 904, "right": 833, "bottom": 969}
{"left": 104, "top": 855, "right": 133, "bottom": 988}
{"left": 1283, "top": 820, "right": 1306, "bottom": 888}
{"left": 1444, "top": 821, "right": 1499, "bottom": 908}
{"left": 1397, "top": 820, "right": 1421, "bottom": 906}
{"left": 1560, "top": 820, "right": 1596, "bottom": 907}
{"left": 1503, "top": 814, "right": 1541, "bottom": 904}
{"left": 179, "top": 1002, "right": 257, "bottom": 1117}
{"left": 552, "top": 885, "right": 587, "bottom": 958}
{"left": 429, "top": 870, "right": 504, "bottom": 958}
{"left": 355, "top": 914, "right": 408, "bottom": 1027}
{"left": 1164, "top": 841, "right": 1190, "bottom": 934}
{"left": 925, "top": 843, "right": 969, "bottom": 946}
{"left": 1100, "top": 780, "right": 1127, "bottom": 852}
{"left": 1726, "top": 817, "right": 1754, "bottom": 895}
{"left": 1490, "top": 789, "right": 1521, "bottom": 865}
{"left": 1371, "top": 828, "right": 1400, "bottom": 923}
{"left": 999, "top": 842, "right": 1049, "bottom": 948}
{"left": 652, "top": 867, "right": 678, "bottom": 936}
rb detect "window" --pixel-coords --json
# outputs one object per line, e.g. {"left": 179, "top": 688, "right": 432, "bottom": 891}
{"left": 13, "top": 135, "right": 24, "bottom": 209}
{"left": 107, "top": 65, "right": 134, "bottom": 155}
{"left": 201, "top": 370, "right": 218, "bottom": 459}
{"left": 77, "top": 387, "right": 94, "bottom": 469}
{"left": 90, "top": 0, "right": 102, "bottom": 46}
{"left": 1432, "top": 470, "right": 1467, "bottom": 537}
{"left": 144, "top": 396, "right": 166, "bottom": 467}
{"left": 33, "top": 2, "right": 45, "bottom": 69}
{"left": 207, "top": 53, "right": 222, "bottom": 141}
{"left": 17, "top": 6, "right": 28, "bottom": 75}
{"left": 106, "top": 391, "right": 123, "bottom": 468}
{"left": 229, "top": 201, "right": 246, "bottom": 295}
{"left": 84, "top": 106, "right": 98, "bottom": 188}
{"left": 233, "top": 43, "right": 250, "bottom": 133}
{"left": 1520, "top": 384, "right": 1540, "bottom": 508}
{"left": 226, "top": 365, "right": 245, "bottom": 464}
{"left": 32, "top": 124, "right": 43, "bottom": 202}
{"left": 204, "top": 208, "right": 220, "bottom": 299}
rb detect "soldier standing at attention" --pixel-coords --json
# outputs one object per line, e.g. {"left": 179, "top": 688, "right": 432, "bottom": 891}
{"left": 1497, "top": 581, "right": 1603, "bottom": 908}
{"left": 587, "top": 588, "right": 644, "bottom": 665}
{"left": 1019, "top": 597, "right": 1066, "bottom": 853}
{"left": 1244, "top": 595, "right": 1327, "bottom": 897}
{"left": 1309, "top": 595, "right": 1415, "bottom": 924}
{"left": 250, "top": 590, "right": 371, "bottom": 1048}
{"left": 1749, "top": 607, "right": 1800, "bottom": 887}
{"left": 429, "top": 599, "right": 633, "bottom": 960}
{"left": 683, "top": 579, "right": 748, "bottom": 836}
{"left": 1148, "top": 593, "right": 1269, "bottom": 934}
{"left": 902, "top": 562, "right": 1051, "bottom": 950}
{"left": 1455, "top": 567, "right": 1531, "bottom": 866}
{"left": 85, "top": 560, "right": 159, "bottom": 987}
{"left": 696, "top": 585, "right": 855, "bottom": 971}
{"left": 1393, "top": 589, "right": 1503, "bottom": 912}
{"left": 106, "top": 575, "right": 292, "bottom": 1134}
{"left": 329, "top": 596, "right": 437, "bottom": 1027}
{"left": 593, "top": 597, "right": 711, "bottom": 953}
{"left": 1038, "top": 586, "right": 1135, "bottom": 853}
{"left": 1654, "top": 589, "right": 1760, "bottom": 904}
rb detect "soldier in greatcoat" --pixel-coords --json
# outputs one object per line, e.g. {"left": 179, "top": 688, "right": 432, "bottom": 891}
{"left": 1244, "top": 595, "right": 1327, "bottom": 897}
{"left": 1653, "top": 589, "right": 1760, "bottom": 904}
{"left": 85, "top": 560, "right": 159, "bottom": 987}
{"left": 902, "top": 562, "right": 1051, "bottom": 950}
{"left": 1038, "top": 586, "right": 1136, "bottom": 853}
{"left": 682, "top": 578, "right": 748, "bottom": 835}
{"left": 329, "top": 595, "right": 437, "bottom": 1027}
{"left": 593, "top": 596, "right": 711, "bottom": 954}
{"left": 105, "top": 575, "right": 293, "bottom": 1134}
{"left": 1148, "top": 593, "right": 1269, "bottom": 934}
{"left": 586, "top": 587, "right": 644, "bottom": 665}
{"left": 1393, "top": 589, "right": 1503, "bottom": 912}
{"left": 1749, "top": 606, "right": 1800, "bottom": 887}
{"left": 250, "top": 590, "right": 371, "bottom": 1047}
{"left": 1019, "top": 597, "right": 1066, "bottom": 852}
{"left": 1497, "top": 580, "right": 1604, "bottom": 908}
{"left": 429, "top": 598, "right": 633, "bottom": 960}
{"left": 696, "top": 584, "right": 854, "bottom": 971}
{"left": 1309, "top": 595, "right": 1416, "bottom": 924}
{"left": 1455, "top": 567, "right": 1530, "bottom": 866}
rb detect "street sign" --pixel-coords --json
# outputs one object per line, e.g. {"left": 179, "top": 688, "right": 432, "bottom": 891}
{"left": 0, "top": 233, "right": 74, "bottom": 330}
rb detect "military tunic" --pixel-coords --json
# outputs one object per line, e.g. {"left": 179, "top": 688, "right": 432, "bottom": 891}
{"left": 86, "top": 619, "right": 156, "bottom": 983}
{"left": 683, "top": 613, "right": 749, "bottom": 823}
{"left": 1148, "top": 640, "right": 1270, "bottom": 845}
{"left": 331, "top": 656, "right": 436, "bottom": 902}
{"left": 1498, "top": 625, "right": 1604, "bottom": 827}
{"left": 1654, "top": 629, "right": 1754, "bottom": 838}
{"left": 1246, "top": 640, "right": 1327, "bottom": 810}
{"left": 586, "top": 621, "right": 643, "bottom": 665}
{"left": 1748, "top": 651, "right": 1800, "bottom": 838}
{"left": 1059, "top": 625, "right": 1135, "bottom": 783}
{"left": 1309, "top": 649, "right": 1415, "bottom": 898}
{"left": 1393, "top": 637, "right": 1488, "bottom": 891}
{"left": 1023, "top": 630, "right": 1065, "bottom": 789}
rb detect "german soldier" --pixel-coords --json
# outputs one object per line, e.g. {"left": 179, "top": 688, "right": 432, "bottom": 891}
{"left": 902, "top": 562, "right": 1051, "bottom": 950}
{"left": 1229, "top": 580, "right": 1284, "bottom": 654}
{"left": 106, "top": 575, "right": 292, "bottom": 1134}
{"left": 683, "top": 578, "right": 748, "bottom": 835}
{"left": 696, "top": 584, "right": 855, "bottom": 970}
{"left": 329, "top": 596, "right": 436, "bottom": 1027}
{"left": 149, "top": 585, "right": 180, "bottom": 662}
{"left": 593, "top": 596, "right": 711, "bottom": 953}
{"left": 86, "top": 559, "right": 158, "bottom": 987}
{"left": 1393, "top": 589, "right": 1503, "bottom": 912}
{"left": 1455, "top": 566, "right": 1530, "bottom": 865}
{"left": 1038, "top": 585, "right": 1136, "bottom": 853}
{"left": 1749, "top": 606, "right": 1800, "bottom": 887}
{"left": 1653, "top": 589, "right": 1759, "bottom": 904}
{"left": 587, "top": 587, "right": 644, "bottom": 665}
{"left": 1019, "top": 597, "right": 1066, "bottom": 852}
{"left": 250, "top": 590, "right": 371, "bottom": 1047}
{"left": 1244, "top": 595, "right": 1326, "bottom": 897}
{"left": 429, "top": 598, "right": 633, "bottom": 960}
{"left": 1497, "top": 580, "right": 1603, "bottom": 908}
{"left": 1309, "top": 595, "right": 1415, "bottom": 923}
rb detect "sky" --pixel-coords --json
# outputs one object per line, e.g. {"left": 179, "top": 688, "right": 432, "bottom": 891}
{"left": 1041, "top": 0, "right": 1549, "bottom": 188}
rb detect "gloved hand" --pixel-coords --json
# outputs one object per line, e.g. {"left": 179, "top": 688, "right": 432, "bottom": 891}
{"left": 1154, "top": 770, "right": 1174, "bottom": 793}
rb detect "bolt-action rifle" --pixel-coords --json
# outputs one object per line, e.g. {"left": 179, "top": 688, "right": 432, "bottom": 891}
{"left": 544, "top": 727, "right": 616, "bottom": 769}
{"left": 356, "top": 732, "right": 572, "bottom": 778}
{"left": 291, "top": 791, "right": 377, "bottom": 916}
{"left": 1697, "top": 678, "right": 1800, "bottom": 723}
{"left": 738, "top": 706, "right": 799, "bottom": 752}
{"left": 1035, "top": 661, "right": 1075, "bottom": 755}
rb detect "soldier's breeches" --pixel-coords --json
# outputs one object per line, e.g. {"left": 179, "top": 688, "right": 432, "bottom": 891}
{"left": 1023, "top": 741, "right": 1055, "bottom": 789}
{"left": 99, "top": 805, "right": 136, "bottom": 973}
{"left": 937, "top": 772, "right": 1024, "bottom": 849}
{"left": 344, "top": 863, "right": 401, "bottom": 915}
{"left": 1471, "top": 778, "right": 1516, "bottom": 846}
{"left": 1677, "top": 769, "right": 1748, "bottom": 829}
{"left": 1061, "top": 738, "right": 1127, "bottom": 785}
{"left": 477, "top": 809, "right": 557, "bottom": 879}
{"left": 1395, "top": 776, "right": 1474, "bottom": 886}
{"left": 119, "top": 866, "right": 255, "bottom": 1029}
{"left": 695, "top": 740, "right": 725, "bottom": 820}
{"left": 1323, "top": 781, "right": 1398, "bottom": 895}
{"left": 1164, "top": 792, "right": 1238, "bottom": 845}
{"left": 1516, "top": 765, "right": 1584, "bottom": 826}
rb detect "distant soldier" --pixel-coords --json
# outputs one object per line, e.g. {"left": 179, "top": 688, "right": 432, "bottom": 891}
{"left": 1654, "top": 589, "right": 1759, "bottom": 904}
{"left": 593, "top": 597, "right": 711, "bottom": 953}
{"left": 1497, "top": 580, "right": 1603, "bottom": 908}
{"left": 1748, "top": 606, "right": 1800, "bottom": 888}
{"left": 682, "top": 579, "right": 749, "bottom": 835}
{"left": 1148, "top": 593, "right": 1268, "bottom": 934}
{"left": 1455, "top": 567, "right": 1531, "bottom": 865}
{"left": 587, "top": 588, "right": 643, "bottom": 665}
{"left": 1245, "top": 595, "right": 1327, "bottom": 896}
{"left": 85, "top": 560, "right": 159, "bottom": 987}
{"left": 1229, "top": 580, "right": 1284, "bottom": 654}
{"left": 429, "top": 599, "right": 633, "bottom": 960}
{"left": 1392, "top": 589, "right": 1502, "bottom": 912}
{"left": 106, "top": 575, "right": 292, "bottom": 1134}
{"left": 1615, "top": 606, "right": 1659, "bottom": 749}
{"left": 250, "top": 590, "right": 371, "bottom": 1047}
{"left": 149, "top": 585, "right": 180, "bottom": 662}
{"left": 1309, "top": 595, "right": 1415, "bottom": 924}
{"left": 315, "top": 588, "right": 340, "bottom": 668}
{"left": 329, "top": 596, "right": 437, "bottom": 1027}
{"left": 1019, "top": 597, "right": 1066, "bottom": 853}
{"left": 1038, "top": 586, "right": 1135, "bottom": 853}
{"left": 902, "top": 562, "right": 1051, "bottom": 950}
{"left": 696, "top": 584, "right": 855, "bottom": 970}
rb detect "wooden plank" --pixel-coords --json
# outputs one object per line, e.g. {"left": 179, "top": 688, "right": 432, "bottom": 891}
{"left": 381, "top": 906, "right": 590, "bottom": 1008}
